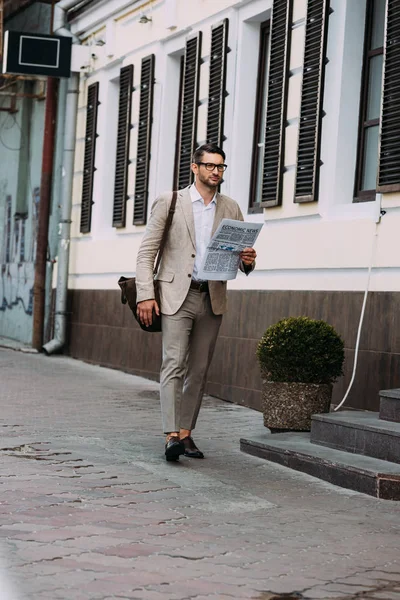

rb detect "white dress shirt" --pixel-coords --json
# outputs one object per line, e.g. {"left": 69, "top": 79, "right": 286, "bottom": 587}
{"left": 190, "top": 183, "right": 217, "bottom": 281}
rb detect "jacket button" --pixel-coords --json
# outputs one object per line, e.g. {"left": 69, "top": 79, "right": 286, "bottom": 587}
{"left": 188, "top": 274, "right": 191, "bottom": 278}
{"left": 191, "top": 254, "right": 195, "bottom": 258}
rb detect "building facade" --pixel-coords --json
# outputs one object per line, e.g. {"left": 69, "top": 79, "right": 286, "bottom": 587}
{"left": 64, "top": 0, "right": 400, "bottom": 412}
{"left": 0, "top": 2, "right": 61, "bottom": 344}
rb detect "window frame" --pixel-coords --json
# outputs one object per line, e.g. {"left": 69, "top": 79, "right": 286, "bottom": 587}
{"left": 248, "top": 19, "right": 270, "bottom": 214}
{"left": 353, "top": 0, "right": 384, "bottom": 203}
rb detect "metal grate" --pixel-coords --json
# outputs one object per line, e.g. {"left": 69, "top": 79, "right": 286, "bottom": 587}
{"left": 133, "top": 54, "right": 155, "bottom": 225}
{"left": 113, "top": 65, "right": 133, "bottom": 228}
{"left": 377, "top": 0, "right": 400, "bottom": 192}
{"left": 176, "top": 32, "right": 202, "bottom": 190}
{"left": 261, "top": 0, "right": 293, "bottom": 208}
{"left": 294, "top": 0, "right": 330, "bottom": 203}
{"left": 5, "top": 195, "right": 11, "bottom": 263}
{"left": 80, "top": 82, "right": 99, "bottom": 234}
{"left": 206, "top": 19, "right": 229, "bottom": 147}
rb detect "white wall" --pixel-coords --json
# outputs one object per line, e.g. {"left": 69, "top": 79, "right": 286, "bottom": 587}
{"left": 67, "top": 0, "right": 400, "bottom": 294}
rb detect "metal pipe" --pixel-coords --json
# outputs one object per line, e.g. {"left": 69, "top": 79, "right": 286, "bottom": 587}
{"left": 32, "top": 77, "right": 59, "bottom": 350}
{"left": 43, "top": 72, "right": 79, "bottom": 355}
{"left": 43, "top": 3, "right": 81, "bottom": 355}
{"left": 53, "top": 1, "right": 80, "bottom": 41}
{"left": 44, "top": 74, "right": 68, "bottom": 344}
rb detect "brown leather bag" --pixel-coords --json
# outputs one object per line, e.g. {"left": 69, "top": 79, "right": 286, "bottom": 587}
{"left": 118, "top": 191, "right": 177, "bottom": 332}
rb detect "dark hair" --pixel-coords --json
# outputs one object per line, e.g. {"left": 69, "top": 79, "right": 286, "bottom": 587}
{"left": 192, "top": 143, "right": 226, "bottom": 164}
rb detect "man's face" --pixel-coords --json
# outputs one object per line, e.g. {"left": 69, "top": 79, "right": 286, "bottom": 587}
{"left": 191, "top": 152, "right": 225, "bottom": 188}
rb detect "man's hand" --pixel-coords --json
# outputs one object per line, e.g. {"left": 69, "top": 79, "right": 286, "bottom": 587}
{"left": 137, "top": 299, "right": 160, "bottom": 327}
{"left": 240, "top": 247, "right": 256, "bottom": 266}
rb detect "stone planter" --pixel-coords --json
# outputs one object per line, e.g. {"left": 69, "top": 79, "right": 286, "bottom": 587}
{"left": 262, "top": 381, "right": 332, "bottom": 432}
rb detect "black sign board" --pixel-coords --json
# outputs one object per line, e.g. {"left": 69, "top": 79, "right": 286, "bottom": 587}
{"left": 2, "top": 31, "right": 72, "bottom": 78}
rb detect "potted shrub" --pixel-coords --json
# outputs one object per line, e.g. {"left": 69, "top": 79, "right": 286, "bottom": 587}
{"left": 256, "top": 316, "right": 345, "bottom": 432}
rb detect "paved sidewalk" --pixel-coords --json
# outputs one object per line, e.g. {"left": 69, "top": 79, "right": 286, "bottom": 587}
{"left": 1, "top": 348, "right": 400, "bottom": 600}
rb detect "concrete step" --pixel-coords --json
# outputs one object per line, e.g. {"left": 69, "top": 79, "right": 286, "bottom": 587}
{"left": 310, "top": 411, "right": 400, "bottom": 464}
{"left": 380, "top": 388, "right": 400, "bottom": 423}
{"left": 240, "top": 432, "right": 400, "bottom": 500}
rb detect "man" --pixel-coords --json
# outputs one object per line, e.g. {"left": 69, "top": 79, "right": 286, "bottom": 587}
{"left": 136, "top": 143, "right": 256, "bottom": 461}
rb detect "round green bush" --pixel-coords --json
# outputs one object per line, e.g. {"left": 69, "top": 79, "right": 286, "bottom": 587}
{"left": 256, "top": 316, "right": 345, "bottom": 385}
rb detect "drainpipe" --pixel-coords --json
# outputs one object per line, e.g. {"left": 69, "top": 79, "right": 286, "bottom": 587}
{"left": 43, "top": 1, "right": 80, "bottom": 354}
{"left": 32, "top": 77, "right": 59, "bottom": 350}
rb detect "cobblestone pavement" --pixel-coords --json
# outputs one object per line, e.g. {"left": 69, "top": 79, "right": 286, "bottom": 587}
{"left": 1, "top": 348, "right": 400, "bottom": 600}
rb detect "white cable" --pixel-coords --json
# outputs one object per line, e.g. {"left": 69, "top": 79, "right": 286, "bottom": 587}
{"left": 334, "top": 221, "right": 380, "bottom": 412}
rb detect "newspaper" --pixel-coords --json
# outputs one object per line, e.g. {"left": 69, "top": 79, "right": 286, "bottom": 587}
{"left": 197, "top": 219, "right": 263, "bottom": 281}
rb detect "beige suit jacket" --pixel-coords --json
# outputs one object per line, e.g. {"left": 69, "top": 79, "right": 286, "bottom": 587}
{"left": 135, "top": 187, "right": 254, "bottom": 316}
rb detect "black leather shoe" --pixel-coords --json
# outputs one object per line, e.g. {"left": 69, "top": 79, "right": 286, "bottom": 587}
{"left": 165, "top": 436, "right": 184, "bottom": 461}
{"left": 181, "top": 436, "right": 204, "bottom": 459}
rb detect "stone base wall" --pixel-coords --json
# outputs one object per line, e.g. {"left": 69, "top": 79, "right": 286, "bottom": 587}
{"left": 66, "top": 289, "right": 400, "bottom": 412}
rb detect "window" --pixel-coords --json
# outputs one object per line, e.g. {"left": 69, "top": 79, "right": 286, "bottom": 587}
{"left": 249, "top": 21, "right": 270, "bottom": 212}
{"left": 173, "top": 55, "right": 185, "bottom": 190}
{"left": 133, "top": 54, "right": 155, "bottom": 225}
{"left": 260, "top": 0, "right": 292, "bottom": 208}
{"left": 294, "top": 0, "right": 330, "bottom": 203}
{"left": 112, "top": 65, "right": 134, "bottom": 228}
{"left": 5, "top": 196, "right": 12, "bottom": 263}
{"left": 16, "top": 81, "right": 34, "bottom": 218}
{"left": 377, "top": 0, "right": 400, "bottom": 193}
{"left": 206, "top": 19, "right": 229, "bottom": 147}
{"left": 354, "top": 0, "right": 386, "bottom": 202}
{"left": 80, "top": 82, "right": 99, "bottom": 233}
{"left": 174, "top": 32, "right": 202, "bottom": 190}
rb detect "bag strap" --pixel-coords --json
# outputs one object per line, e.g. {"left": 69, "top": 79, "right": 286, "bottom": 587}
{"left": 153, "top": 190, "right": 178, "bottom": 275}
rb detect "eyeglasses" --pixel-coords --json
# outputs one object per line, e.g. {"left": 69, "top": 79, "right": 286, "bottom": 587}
{"left": 196, "top": 162, "right": 228, "bottom": 172}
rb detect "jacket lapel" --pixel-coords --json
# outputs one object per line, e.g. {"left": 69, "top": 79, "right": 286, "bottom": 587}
{"left": 179, "top": 188, "right": 196, "bottom": 249}
{"left": 211, "top": 192, "right": 225, "bottom": 237}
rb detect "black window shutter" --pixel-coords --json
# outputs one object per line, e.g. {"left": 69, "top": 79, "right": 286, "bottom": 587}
{"left": 294, "top": 0, "right": 330, "bottom": 203}
{"left": 173, "top": 55, "right": 185, "bottom": 190}
{"left": 261, "top": 0, "right": 293, "bottom": 208}
{"left": 176, "top": 32, "right": 202, "bottom": 190}
{"left": 377, "top": 0, "right": 400, "bottom": 193}
{"left": 133, "top": 55, "right": 155, "bottom": 225}
{"left": 113, "top": 65, "right": 134, "bottom": 228}
{"left": 207, "top": 19, "right": 229, "bottom": 147}
{"left": 80, "top": 82, "right": 99, "bottom": 234}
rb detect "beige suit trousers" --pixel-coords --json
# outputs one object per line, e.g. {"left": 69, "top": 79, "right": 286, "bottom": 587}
{"left": 160, "top": 288, "right": 222, "bottom": 433}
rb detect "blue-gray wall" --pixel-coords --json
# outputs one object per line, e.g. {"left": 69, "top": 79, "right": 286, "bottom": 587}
{"left": 0, "top": 2, "right": 57, "bottom": 344}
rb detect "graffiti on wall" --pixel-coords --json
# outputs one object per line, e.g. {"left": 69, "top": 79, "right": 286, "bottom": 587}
{"left": 0, "top": 186, "right": 39, "bottom": 316}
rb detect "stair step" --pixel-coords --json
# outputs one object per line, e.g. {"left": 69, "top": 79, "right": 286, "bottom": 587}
{"left": 240, "top": 432, "right": 400, "bottom": 500}
{"left": 380, "top": 388, "right": 400, "bottom": 423}
{"left": 310, "top": 411, "right": 400, "bottom": 464}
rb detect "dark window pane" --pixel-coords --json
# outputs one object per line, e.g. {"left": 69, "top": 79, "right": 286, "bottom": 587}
{"left": 20, "top": 37, "right": 59, "bottom": 67}
{"left": 366, "top": 53, "right": 383, "bottom": 120}
{"left": 370, "top": 0, "right": 386, "bottom": 50}
{"left": 361, "top": 125, "right": 379, "bottom": 190}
